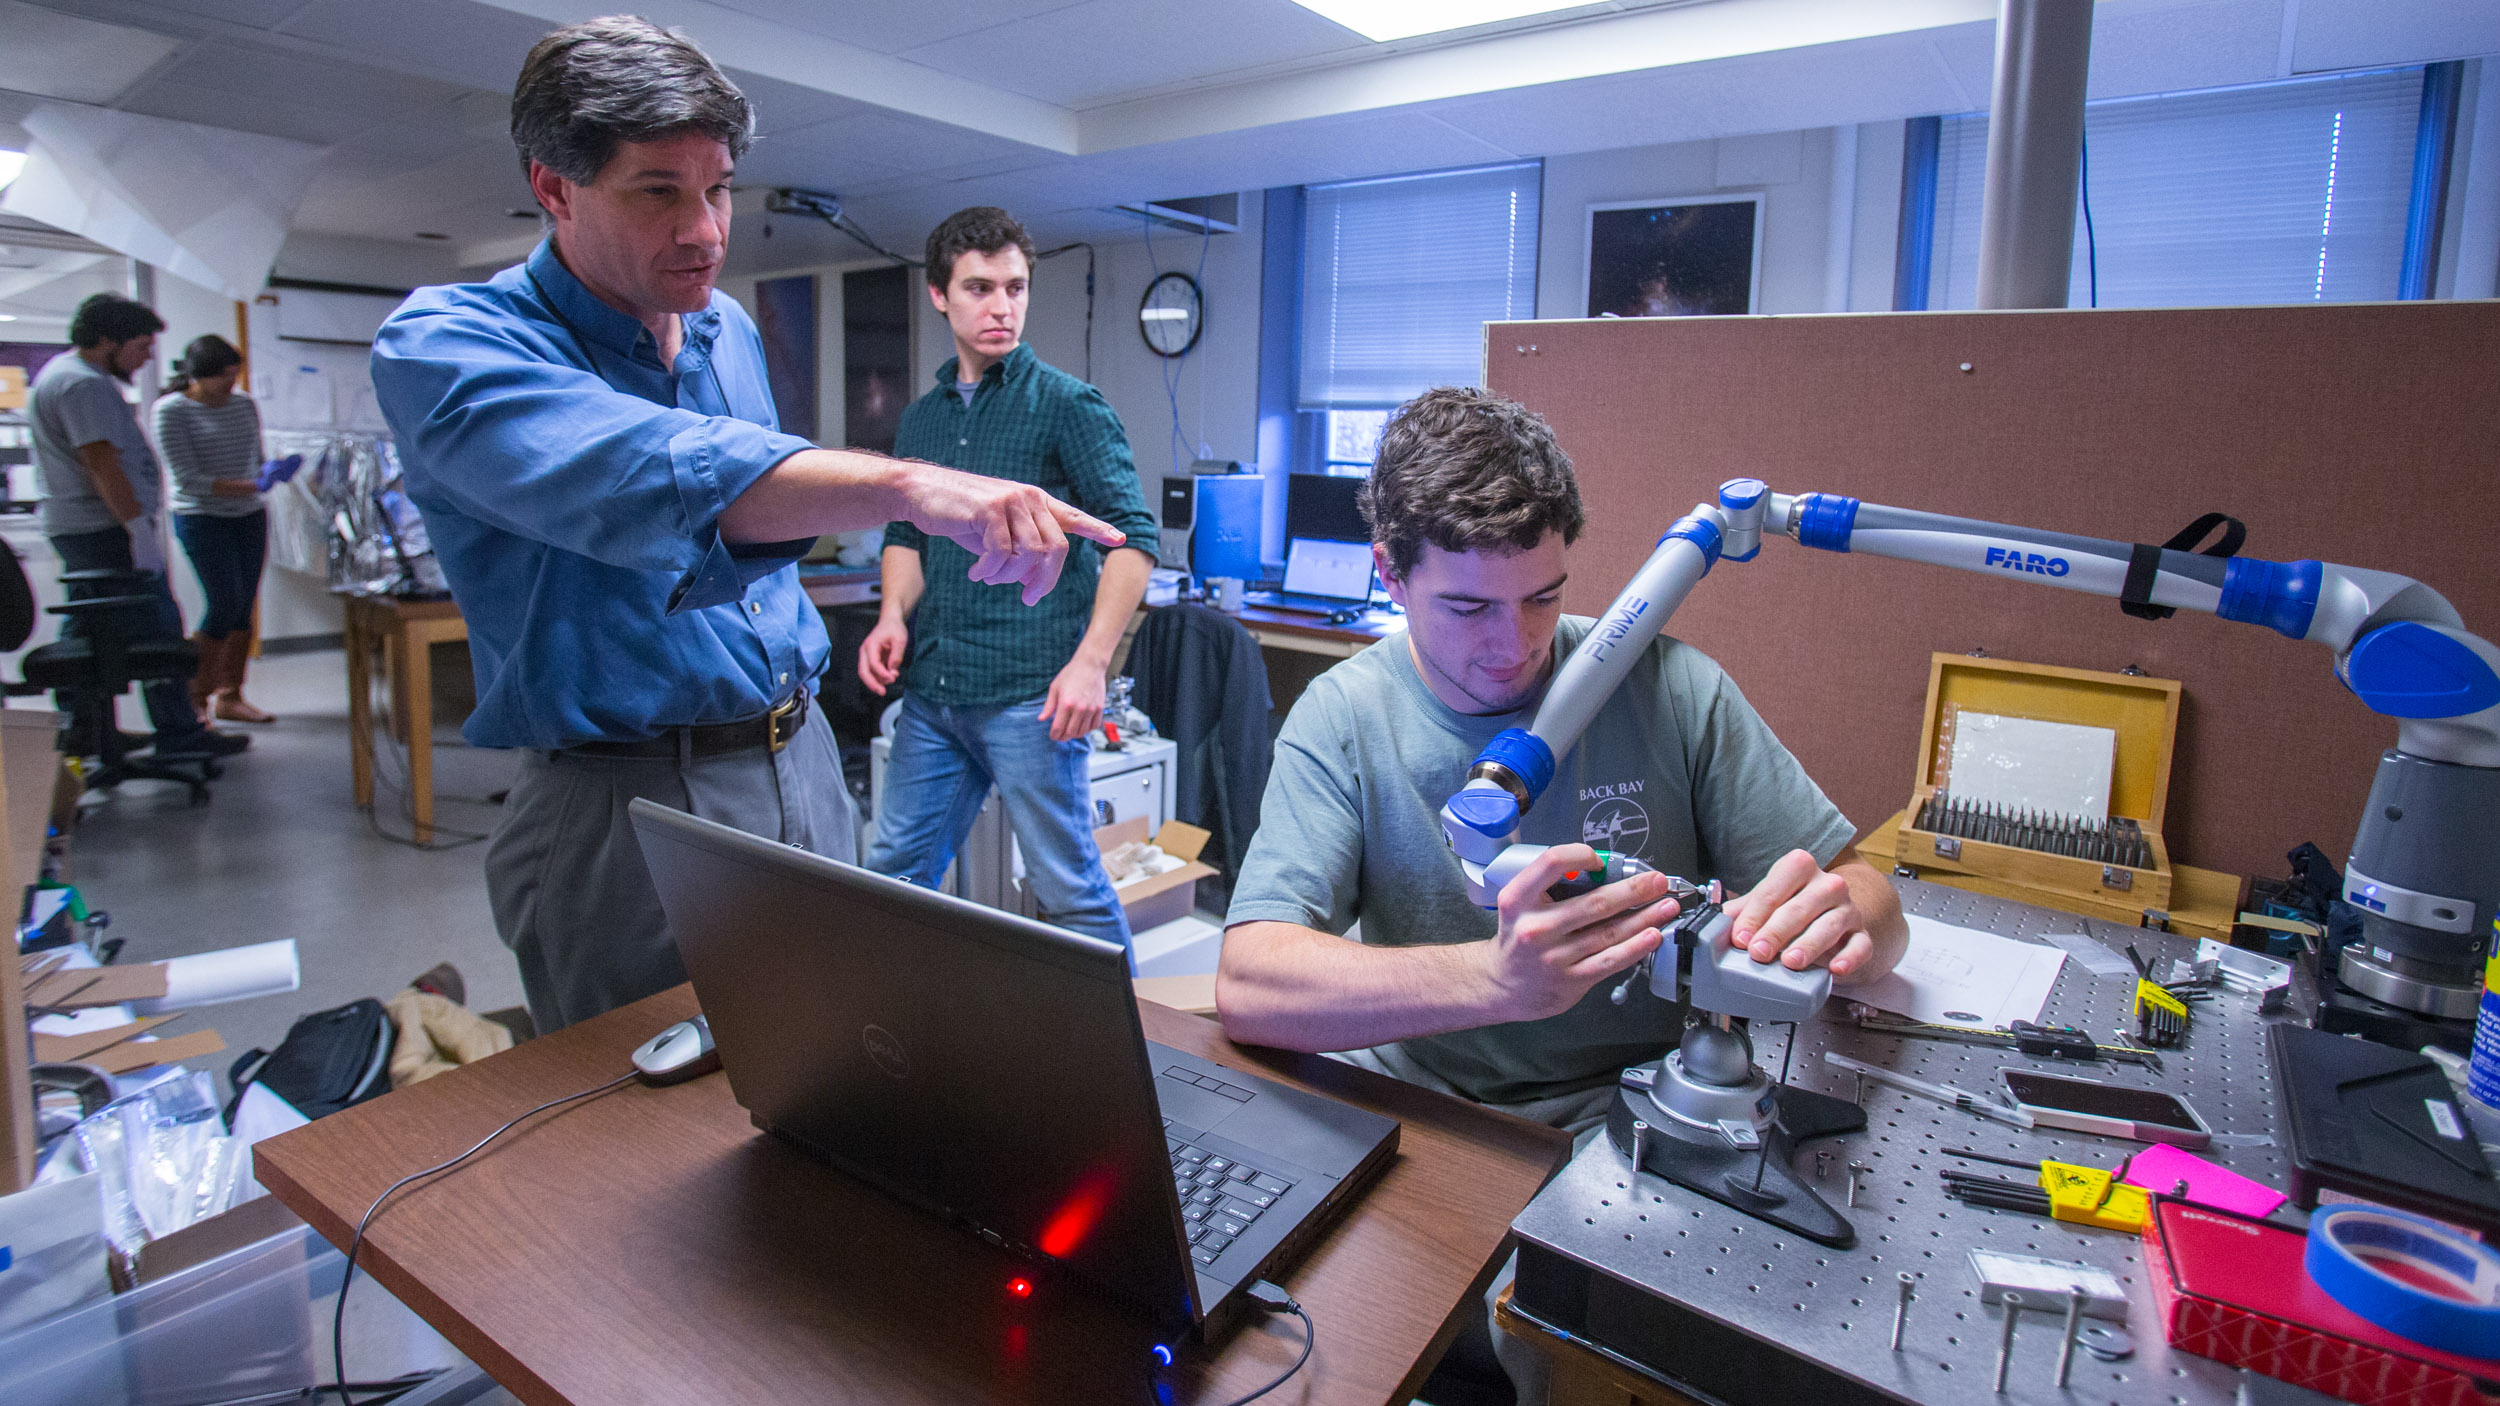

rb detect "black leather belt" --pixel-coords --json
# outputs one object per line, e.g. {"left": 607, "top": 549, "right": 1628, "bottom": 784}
{"left": 558, "top": 690, "right": 809, "bottom": 761}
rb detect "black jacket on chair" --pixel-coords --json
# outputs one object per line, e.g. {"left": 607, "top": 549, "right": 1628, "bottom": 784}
{"left": 1125, "top": 605, "right": 1272, "bottom": 904}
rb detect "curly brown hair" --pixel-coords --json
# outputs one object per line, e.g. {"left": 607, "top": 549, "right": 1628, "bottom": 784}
{"left": 1359, "top": 387, "right": 1585, "bottom": 580}
{"left": 925, "top": 206, "right": 1036, "bottom": 290}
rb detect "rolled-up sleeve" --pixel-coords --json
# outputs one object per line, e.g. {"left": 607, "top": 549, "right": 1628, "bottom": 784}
{"left": 372, "top": 303, "right": 812, "bottom": 612}
{"left": 1054, "top": 385, "right": 1159, "bottom": 554}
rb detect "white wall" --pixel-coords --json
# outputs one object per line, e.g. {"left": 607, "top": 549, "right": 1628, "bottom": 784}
{"left": 909, "top": 197, "right": 1269, "bottom": 487}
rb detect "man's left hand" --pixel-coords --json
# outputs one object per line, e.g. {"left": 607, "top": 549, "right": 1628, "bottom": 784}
{"left": 1039, "top": 659, "right": 1107, "bottom": 743}
{"left": 1723, "top": 849, "right": 1903, "bottom": 983}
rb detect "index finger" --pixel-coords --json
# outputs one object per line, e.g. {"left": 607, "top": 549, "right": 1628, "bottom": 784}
{"left": 1728, "top": 849, "right": 1820, "bottom": 939}
{"left": 1053, "top": 501, "right": 1125, "bottom": 547}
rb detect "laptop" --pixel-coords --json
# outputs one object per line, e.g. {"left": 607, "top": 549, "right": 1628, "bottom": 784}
{"left": 628, "top": 800, "right": 1400, "bottom": 1338}
{"left": 1244, "top": 537, "right": 1378, "bottom": 615}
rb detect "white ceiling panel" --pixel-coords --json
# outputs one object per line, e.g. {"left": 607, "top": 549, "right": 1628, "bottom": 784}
{"left": 132, "top": 40, "right": 474, "bottom": 128}
{"left": 2295, "top": 0, "right": 2500, "bottom": 73}
{"left": 707, "top": 0, "right": 1084, "bottom": 57}
{"left": 899, "top": 0, "right": 1371, "bottom": 107}
{"left": 117, "top": 78, "right": 364, "bottom": 146}
{"left": 777, "top": 109, "right": 1041, "bottom": 175}
{"left": 274, "top": 0, "right": 556, "bottom": 92}
{"left": 115, "top": 0, "right": 308, "bottom": 29}
{"left": 2083, "top": 0, "right": 2285, "bottom": 102}
{"left": 0, "top": 0, "right": 184, "bottom": 105}
{"left": 735, "top": 72, "right": 877, "bottom": 137}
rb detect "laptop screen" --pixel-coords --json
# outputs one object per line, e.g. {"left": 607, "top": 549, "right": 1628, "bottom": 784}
{"left": 1282, "top": 538, "right": 1374, "bottom": 600}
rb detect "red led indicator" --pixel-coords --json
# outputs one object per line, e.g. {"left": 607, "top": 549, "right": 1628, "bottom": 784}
{"left": 1008, "top": 1277, "right": 1033, "bottom": 1299}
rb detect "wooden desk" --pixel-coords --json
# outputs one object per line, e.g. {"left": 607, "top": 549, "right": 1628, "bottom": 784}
{"left": 255, "top": 984, "right": 1568, "bottom": 1406}
{"left": 1226, "top": 602, "right": 1397, "bottom": 659}
{"left": 342, "top": 594, "right": 467, "bottom": 845}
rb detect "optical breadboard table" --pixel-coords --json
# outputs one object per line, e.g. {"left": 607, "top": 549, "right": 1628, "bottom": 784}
{"left": 1509, "top": 879, "right": 2292, "bottom": 1406}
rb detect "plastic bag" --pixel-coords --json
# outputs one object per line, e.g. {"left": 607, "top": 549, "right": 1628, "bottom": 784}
{"left": 70, "top": 1072, "right": 252, "bottom": 1263}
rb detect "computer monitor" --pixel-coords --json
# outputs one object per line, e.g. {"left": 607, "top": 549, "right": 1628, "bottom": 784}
{"left": 1281, "top": 538, "right": 1375, "bottom": 602}
{"left": 1284, "top": 472, "right": 1368, "bottom": 545}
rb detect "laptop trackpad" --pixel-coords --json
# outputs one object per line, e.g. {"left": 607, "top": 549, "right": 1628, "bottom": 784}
{"left": 1156, "top": 1075, "right": 1244, "bottom": 1134}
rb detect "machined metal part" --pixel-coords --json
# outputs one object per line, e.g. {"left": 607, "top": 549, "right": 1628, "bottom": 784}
{"left": 2079, "top": 1324, "right": 2135, "bottom": 1361}
{"left": 1890, "top": 1272, "right": 1915, "bottom": 1351}
{"left": 1508, "top": 878, "right": 2276, "bottom": 1406}
{"left": 1994, "top": 1292, "right": 2023, "bottom": 1392}
{"left": 1628, "top": 1119, "right": 1650, "bottom": 1188}
{"left": 1846, "top": 1160, "right": 1870, "bottom": 1208}
{"left": 2335, "top": 945, "right": 2483, "bottom": 1020}
{"left": 1914, "top": 790, "right": 2163, "bottom": 868}
{"left": 2056, "top": 1285, "right": 2086, "bottom": 1387}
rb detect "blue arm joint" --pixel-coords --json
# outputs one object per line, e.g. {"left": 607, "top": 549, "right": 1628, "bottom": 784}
{"left": 1660, "top": 514, "right": 1723, "bottom": 570}
{"left": 1795, "top": 494, "right": 1860, "bottom": 552}
{"left": 1716, "top": 479, "right": 1765, "bottom": 561}
{"left": 2339, "top": 620, "right": 2500, "bottom": 719}
{"left": 2216, "top": 557, "right": 2321, "bottom": 640}
{"left": 1451, "top": 728, "right": 1556, "bottom": 837}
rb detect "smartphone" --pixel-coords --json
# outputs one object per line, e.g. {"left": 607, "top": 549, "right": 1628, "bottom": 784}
{"left": 2000, "top": 1069, "right": 2211, "bottom": 1147}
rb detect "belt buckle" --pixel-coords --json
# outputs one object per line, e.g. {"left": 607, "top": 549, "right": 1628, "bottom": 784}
{"left": 766, "top": 691, "right": 804, "bottom": 754}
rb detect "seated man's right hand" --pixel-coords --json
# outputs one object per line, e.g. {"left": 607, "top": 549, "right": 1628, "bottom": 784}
{"left": 905, "top": 465, "right": 1124, "bottom": 607}
{"left": 1481, "top": 844, "right": 1681, "bottom": 1023}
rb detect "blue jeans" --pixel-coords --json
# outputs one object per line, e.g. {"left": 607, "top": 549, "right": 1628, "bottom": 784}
{"left": 867, "top": 692, "right": 1132, "bottom": 956}
{"left": 173, "top": 510, "right": 267, "bottom": 638}
{"left": 48, "top": 524, "right": 210, "bottom": 746}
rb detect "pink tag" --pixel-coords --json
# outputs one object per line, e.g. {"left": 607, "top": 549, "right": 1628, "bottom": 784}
{"left": 2122, "top": 1141, "right": 2287, "bottom": 1218}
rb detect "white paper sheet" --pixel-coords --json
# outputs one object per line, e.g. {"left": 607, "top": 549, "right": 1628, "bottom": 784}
{"left": 1852, "top": 914, "right": 2067, "bottom": 1028}
{"left": 2038, "top": 930, "right": 2142, "bottom": 981}
{"left": 1946, "top": 711, "right": 2117, "bottom": 823}
{"left": 130, "top": 939, "right": 300, "bottom": 1014}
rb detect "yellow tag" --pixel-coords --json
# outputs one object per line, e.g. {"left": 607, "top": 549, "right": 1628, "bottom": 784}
{"left": 2039, "top": 1161, "right": 2150, "bottom": 1232}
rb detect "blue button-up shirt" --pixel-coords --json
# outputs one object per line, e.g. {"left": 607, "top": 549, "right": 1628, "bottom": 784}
{"left": 371, "top": 240, "right": 827, "bottom": 749}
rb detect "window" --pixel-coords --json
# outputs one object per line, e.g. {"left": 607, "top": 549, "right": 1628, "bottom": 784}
{"left": 1298, "top": 161, "right": 1541, "bottom": 433}
{"left": 1928, "top": 68, "right": 2425, "bottom": 308}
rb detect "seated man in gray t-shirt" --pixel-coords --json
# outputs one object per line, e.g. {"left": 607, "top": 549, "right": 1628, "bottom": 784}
{"left": 1220, "top": 387, "right": 1910, "bottom": 1133}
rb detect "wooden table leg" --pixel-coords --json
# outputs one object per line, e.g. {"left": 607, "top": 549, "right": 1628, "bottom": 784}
{"left": 402, "top": 621, "right": 434, "bottom": 846}
{"left": 345, "top": 600, "right": 374, "bottom": 809}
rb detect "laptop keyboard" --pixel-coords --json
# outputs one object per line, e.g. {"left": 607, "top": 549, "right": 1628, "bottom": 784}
{"left": 1162, "top": 1118, "right": 1295, "bottom": 1267}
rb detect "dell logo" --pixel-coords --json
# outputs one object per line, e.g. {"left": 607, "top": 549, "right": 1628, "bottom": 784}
{"left": 1983, "top": 546, "right": 2070, "bottom": 577}
{"left": 863, "top": 1024, "right": 910, "bottom": 1080}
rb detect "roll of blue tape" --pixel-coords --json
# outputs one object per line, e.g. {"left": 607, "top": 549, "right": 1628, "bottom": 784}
{"left": 2303, "top": 1206, "right": 2500, "bottom": 1360}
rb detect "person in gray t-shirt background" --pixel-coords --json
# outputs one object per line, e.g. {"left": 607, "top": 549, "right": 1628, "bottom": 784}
{"left": 1220, "top": 386, "right": 1907, "bottom": 1127}
{"left": 26, "top": 293, "right": 246, "bottom": 758}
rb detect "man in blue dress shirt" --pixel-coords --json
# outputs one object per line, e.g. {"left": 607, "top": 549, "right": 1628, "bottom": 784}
{"left": 372, "top": 17, "right": 1118, "bottom": 1032}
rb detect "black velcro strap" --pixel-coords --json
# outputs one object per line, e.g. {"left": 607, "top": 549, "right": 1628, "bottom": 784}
{"left": 2120, "top": 512, "right": 2246, "bottom": 621}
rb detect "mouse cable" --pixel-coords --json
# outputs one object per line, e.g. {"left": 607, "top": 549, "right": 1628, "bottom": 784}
{"left": 331, "top": 1071, "right": 638, "bottom": 1405}
{"left": 1197, "top": 1280, "right": 1316, "bottom": 1406}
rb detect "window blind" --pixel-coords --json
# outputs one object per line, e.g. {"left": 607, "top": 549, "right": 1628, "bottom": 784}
{"left": 1932, "top": 68, "right": 2424, "bottom": 309}
{"left": 1299, "top": 161, "right": 1541, "bottom": 407}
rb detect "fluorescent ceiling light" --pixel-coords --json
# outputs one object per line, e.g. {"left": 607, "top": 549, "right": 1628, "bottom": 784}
{"left": 1287, "top": 0, "right": 1600, "bottom": 42}
{"left": 0, "top": 150, "right": 23, "bottom": 194}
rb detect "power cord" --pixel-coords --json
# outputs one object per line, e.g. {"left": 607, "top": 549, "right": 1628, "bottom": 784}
{"left": 330, "top": 1072, "right": 636, "bottom": 1405}
{"left": 1149, "top": 1280, "right": 1316, "bottom": 1406}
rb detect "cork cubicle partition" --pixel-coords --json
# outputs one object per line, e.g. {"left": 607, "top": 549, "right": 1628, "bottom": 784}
{"left": 1484, "top": 301, "right": 2500, "bottom": 887}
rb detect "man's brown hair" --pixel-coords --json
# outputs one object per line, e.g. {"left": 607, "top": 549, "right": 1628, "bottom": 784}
{"left": 511, "top": 16, "right": 752, "bottom": 186}
{"left": 1359, "top": 387, "right": 1585, "bottom": 579}
{"left": 925, "top": 206, "right": 1036, "bottom": 290}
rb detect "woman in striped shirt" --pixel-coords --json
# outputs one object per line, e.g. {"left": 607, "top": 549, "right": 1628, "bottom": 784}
{"left": 153, "top": 335, "right": 274, "bottom": 723}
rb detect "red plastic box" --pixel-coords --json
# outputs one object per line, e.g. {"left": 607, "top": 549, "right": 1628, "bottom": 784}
{"left": 2142, "top": 1199, "right": 2500, "bottom": 1406}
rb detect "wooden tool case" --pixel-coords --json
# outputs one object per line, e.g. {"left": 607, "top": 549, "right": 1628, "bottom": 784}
{"left": 1889, "top": 654, "right": 2182, "bottom": 916}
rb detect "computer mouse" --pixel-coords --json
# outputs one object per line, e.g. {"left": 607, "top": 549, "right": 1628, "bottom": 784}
{"left": 631, "top": 1014, "right": 720, "bottom": 1085}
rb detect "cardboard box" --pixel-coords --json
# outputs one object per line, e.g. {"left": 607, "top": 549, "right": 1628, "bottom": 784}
{"left": 2141, "top": 1198, "right": 2500, "bottom": 1406}
{"left": 1097, "top": 816, "right": 1215, "bottom": 933}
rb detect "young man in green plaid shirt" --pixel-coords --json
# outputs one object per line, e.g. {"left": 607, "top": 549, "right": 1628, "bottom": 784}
{"left": 859, "top": 207, "right": 1161, "bottom": 953}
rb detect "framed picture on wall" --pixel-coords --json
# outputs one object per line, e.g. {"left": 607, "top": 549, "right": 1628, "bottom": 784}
{"left": 1583, "top": 193, "right": 1764, "bottom": 318}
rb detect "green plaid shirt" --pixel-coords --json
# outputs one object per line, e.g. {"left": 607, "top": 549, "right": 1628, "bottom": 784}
{"left": 886, "top": 344, "right": 1159, "bottom": 707}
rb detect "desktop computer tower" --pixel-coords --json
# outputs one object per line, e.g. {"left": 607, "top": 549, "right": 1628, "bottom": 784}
{"left": 1158, "top": 472, "right": 1263, "bottom": 579}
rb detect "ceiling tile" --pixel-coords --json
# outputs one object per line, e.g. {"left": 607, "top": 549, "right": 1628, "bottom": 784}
{"left": 706, "top": 0, "right": 1085, "bottom": 58}
{"left": 0, "top": 0, "right": 185, "bottom": 105}
{"left": 897, "top": 0, "right": 1369, "bottom": 108}
{"left": 118, "top": 79, "right": 362, "bottom": 146}
{"left": 734, "top": 72, "right": 875, "bottom": 137}
{"left": 112, "top": 0, "right": 311, "bottom": 30}
{"left": 274, "top": 0, "right": 551, "bottom": 92}
{"left": 136, "top": 39, "right": 474, "bottom": 127}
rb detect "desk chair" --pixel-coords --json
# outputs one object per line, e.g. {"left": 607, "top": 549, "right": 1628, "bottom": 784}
{"left": 0, "top": 543, "right": 217, "bottom": 804}
{"left": 1126, "top": 604, "right": 1273, "bottom": 902}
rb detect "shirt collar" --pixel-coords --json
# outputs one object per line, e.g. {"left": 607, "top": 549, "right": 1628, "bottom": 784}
{"left": 933, "top": 341, "right": 1034, "bottom": 390}
{"left": 526, "top": 238, "right": 721, "bottom": 364}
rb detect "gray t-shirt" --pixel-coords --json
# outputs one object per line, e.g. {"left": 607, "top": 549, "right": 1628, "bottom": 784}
{"left": 1226, "top": 616, "right": 1857, "bottom": 1107}
{"left": 29, "top": 350, "right": 160, "bottom": 536}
